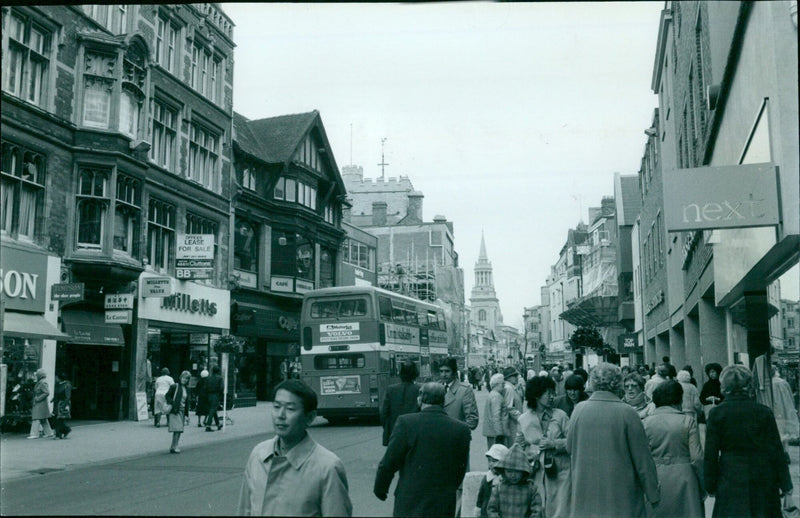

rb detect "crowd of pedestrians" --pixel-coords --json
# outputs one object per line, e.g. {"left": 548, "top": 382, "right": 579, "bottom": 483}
{"left": 231, "top": 357, "right": 798, "bottom": 518}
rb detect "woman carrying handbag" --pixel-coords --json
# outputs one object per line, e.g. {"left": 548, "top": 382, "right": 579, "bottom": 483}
{"left": 165, "top": 371, "right": 191, "bottom": 453}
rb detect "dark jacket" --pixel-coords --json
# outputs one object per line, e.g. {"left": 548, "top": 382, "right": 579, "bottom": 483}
{"left": 374, "top": 406, "right": 471, "bottom": 517}
{"left": 381, "top": 381, "right": 420, "bottom": 446}
{"left": 553, "top": 391, "right": 588, "bottom": 418}
{"left": 165, "top": 383, "right": 188, "bottom": 416}
{"left": 704, "top": 394, "right": 792, "bottom": 518}
{"left": 699, "top": 379, "right": 724, "bottom": 406}
{"left": 206, "top": 373, "right": 224, "bottom": 411}
{"left": 194, "top": 377, "right": 209, "bottom": 415}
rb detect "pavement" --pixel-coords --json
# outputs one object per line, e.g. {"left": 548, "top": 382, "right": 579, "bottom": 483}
{"left": 1, "top": 404, "right": 277, "bottom": 482}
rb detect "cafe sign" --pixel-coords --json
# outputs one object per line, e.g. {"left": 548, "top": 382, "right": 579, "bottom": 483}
{"left": 664, "top": 163, "right": 779, "bottom": 232}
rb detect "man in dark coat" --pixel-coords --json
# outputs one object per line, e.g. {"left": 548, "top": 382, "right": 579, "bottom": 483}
{"left": 380, "top": 361, "right": 420, "bottom": 446}
{"left": 204, "top": 365, "right": 224, "bottom": 431}
{"left": 374, "top": 382, "right": 471, "bottom": 518}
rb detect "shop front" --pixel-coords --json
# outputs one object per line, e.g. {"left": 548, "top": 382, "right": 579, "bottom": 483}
{"left": 136, "top": 273, "right": 230, "bottom": 419}
{"left": 1, "top": 245, "right": 66, "bottom": 429}
{"left": 230, "top": 293, "right": 302, "bottom": 402}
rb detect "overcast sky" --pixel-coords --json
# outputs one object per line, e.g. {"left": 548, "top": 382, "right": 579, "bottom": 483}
{"left": 223, "top": 2, "right": 797, "bottom": 329}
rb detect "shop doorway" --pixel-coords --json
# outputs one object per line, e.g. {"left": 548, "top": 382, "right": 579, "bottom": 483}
{"left": 60, "top": 344, "right": 122, "bottom": 420}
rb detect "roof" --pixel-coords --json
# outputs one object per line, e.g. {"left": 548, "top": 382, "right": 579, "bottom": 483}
{"left": 240, "top": 111, "right": 319, "bottom": 164}
{"left": 232, "top": 112, "right": 266, "bottom": 162}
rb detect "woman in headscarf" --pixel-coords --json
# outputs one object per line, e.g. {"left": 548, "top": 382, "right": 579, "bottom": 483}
{"left": 704, "top": 364, "right": 793, "bottom": 517}
{"left": 643, "top": 380, "right": 705, "bottom": 518}
{"left": 676, "top": 369, "right": 703, "bottom": 421}
{"left": 28, "top": 369, "right": 55, "bottom": 439}
{"left": 166, "top": 370, "right": 191, "bottom": 453}
{"left": 483, "top": 373, "right": 508, "bottom": 448}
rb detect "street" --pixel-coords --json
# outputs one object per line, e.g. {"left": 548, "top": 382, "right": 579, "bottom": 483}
{"left": 1, "top": 390, "right": 494, "bottom": 516}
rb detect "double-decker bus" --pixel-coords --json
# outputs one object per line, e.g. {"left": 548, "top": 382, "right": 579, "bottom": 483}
{"left": 299, "top": 286, "right": 449, "bottom": 422}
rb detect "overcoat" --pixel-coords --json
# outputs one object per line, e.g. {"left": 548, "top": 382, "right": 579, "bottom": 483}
{"left": 444, "top": 379, "right": 479, "bottom": 430}
{"left": 643, "top": 406, "right": 705, "bottom": 518}
{"left": 31, "top": 380, "right": 52, "bottom": 420}
{"left": 380, "top": 381, "right": 420, "bottom": 446}
{"left": 482, "top": 389, "right": 508, "bottom": 439}
{"left": 374, "top": 406, "right": 471, "bottom": 518}
{"left": 704, "top": 394, "right": 793, "bottom": 518}
{"left": 566, "top": 391, "right": 660, "bottom": 518}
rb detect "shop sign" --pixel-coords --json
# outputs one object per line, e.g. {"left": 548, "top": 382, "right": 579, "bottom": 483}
{"left": 105, "top": 310, "right": 132, "bottom": 324}
{"left": 617, "top": 333, "right": 640, "bottom": 351}
{"left": 664, "top": 163, "right": 779, "bottom": 232}
{"left": 105, "top": 293, "right": 134, "bottom": 310}
{"left": 319, "top": 322, "right": 360, "bottom": 343}
{"left": 233, "top": 269, "right": 257, "bottom": 289}
{"left": 320, "top": 375, "right": 362, "bottom": 395}
{"left": 52, "top": 282, "right": 84, "bottom": 302}
{"left": 0, "top": 246, "right": 47, "bottom": 312}
{"left": 295, "top": 279, "right": 314, "bottom": 293}
{"left": 138, "top": 273, "right": 230, "bottom": 329}
{"left": 142, "top": 277, "right": 172, "bottom": 298}
{"left": 270, "top": 276, "right": 293, "bottom": 293}
{"left": 190, "top": 333, "right": 209, "bottom": 345}
{"left": 177, "top": 234, "right": 214, "bottom": 260}
{"left": 278, "top": 315, "right": 298, "bottom": 332}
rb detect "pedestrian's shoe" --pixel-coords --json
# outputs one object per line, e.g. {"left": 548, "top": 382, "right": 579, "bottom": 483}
{"left": 170, "top": 448, "right": 181, "bottom": 453}
{"left": 205, "top": 427, "right": 214, "bottom": 432}
{"left": 44, "top": 433, "right": 55, "bottom": 439}
{"left": 197, "top": 422, "right": 202, "bottom": 427}
{"left": 218, "top": 425, "right": 223, "bottom": 430}
{"left": 63, "top": 428, "right": 71, "bottom": 438}
{"left": 26, "top": 435, "right": 38, "bottom": 439}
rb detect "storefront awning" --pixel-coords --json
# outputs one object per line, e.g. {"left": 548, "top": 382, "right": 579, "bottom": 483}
{"left": 3, "top": 311, "right": 69, "bottom": 340}
{"left": 559, "top": 295, "right": 620, "bottom": 328}
{"left": 61, "top": 310, "right": 125, "bottom": 346}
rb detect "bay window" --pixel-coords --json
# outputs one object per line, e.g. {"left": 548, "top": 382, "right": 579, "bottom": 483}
{"left": 273, "top": 176, "right": 317, "bottom": 209}
{"left": 146, "top": 198, "right": 175, "bottom": 271}
{"left": 2, "top": 11, "right": 51, "bottom": 108}
{"left": 113, "top": 174, "right": 141, "bottom": 255}
{"left": 1, "top": 142, "right": 44, "bottom": 241}
{"left": 76, "top": 167, "right": 110, "bottom": 249}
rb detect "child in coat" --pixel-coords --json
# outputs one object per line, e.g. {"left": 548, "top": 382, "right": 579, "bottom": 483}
{"left": 487, "top": 443, "right": 542, "bottom": 518}
{"left": 475, "top": 443, "right": 509, "bottom": 518}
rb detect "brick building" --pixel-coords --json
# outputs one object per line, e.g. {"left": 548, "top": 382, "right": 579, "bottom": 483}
{"left": 636, "top": 1, "right": 798, "bottom": 382}
{"left": 2, "top": 4, "right": 235, "bottom": 421}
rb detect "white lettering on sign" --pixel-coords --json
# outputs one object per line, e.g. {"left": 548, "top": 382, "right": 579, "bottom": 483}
{"left": 681, "top": 200, "right": 765, "bottom": 224}
{"left": 319, "top": 322, "right": 360, "bottom": 343}
{"left": 0, "top": 269, "right": 37, "bottom": 299}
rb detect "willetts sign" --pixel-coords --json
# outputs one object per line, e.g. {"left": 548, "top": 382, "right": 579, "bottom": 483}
{"left": 664, "top": 163, "right": 779, "bottom": 232}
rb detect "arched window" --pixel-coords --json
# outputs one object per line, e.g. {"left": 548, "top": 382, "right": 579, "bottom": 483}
{"left": 478, "top": 309, "right": 486, "bottom": 322}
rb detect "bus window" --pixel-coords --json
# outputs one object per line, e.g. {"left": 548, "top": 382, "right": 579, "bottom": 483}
{"left": 418, "top": 309, "right": 429, "bottom": 327}
{"left": 404, "top": 303, "right": 418, "bottom": 325}
{"left": 313, "top": 354, "right": 366, "bottom": 370}
{"left": 379, "top": 296, "right": 394, "bottom": 321}
{"left": 391, "top": 301, "right": 405, "bottom": 323}
{"left": 311, "top": 301, "right": 338, "bottom": 318}
{"left": 427, "top": 310, "right": 438, "bottom": 329}
{"left": 339, "top": 299, "right": 367, "bottom": 317}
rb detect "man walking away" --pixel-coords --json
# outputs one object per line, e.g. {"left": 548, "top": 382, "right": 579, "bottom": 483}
{"left": 381, "top": 361, "right": 420, "bottom": 446}
{"left": 374, "top": 382, "right": 471, "bottom": 517}
{"left": 238, "top": 380, "right": 352, "bottom": 516}
{"left": 205, "top": 366, "right": 223, "bottom": 431}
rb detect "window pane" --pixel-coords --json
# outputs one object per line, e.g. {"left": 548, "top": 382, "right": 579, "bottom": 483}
{"left": 1, "top": 178, "right": 15, "bottom": 233}
{"left": 78, "top": 201, "right": 103, "bottom": 246}
{"left": 285, "top": 179, "right": 296, "bottom": 202}
{"left": 83, "top": 79, "right": 112, "bottom": 128}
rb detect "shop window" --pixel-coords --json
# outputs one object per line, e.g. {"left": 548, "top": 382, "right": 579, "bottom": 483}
{"left": 2, "top": 337, "right": 41, "bottom": 420}
{"left": 2, "top": 10, "right": 52, "bottom": 108}
{"left": 319, "top": 248, "right": 335, "bottom": 288}
{"left": 1, "top": 142, "right": 44, "bottom": 241}
{"left": 146, "top": 198, "right": 175, "bottom": 272}
{"left": 234, "top": 218, "right": 258, "bottom": 272}
{"left": 150, "top": 99, "right": 178, "bottom": 170}
{"left": 76, "top": 167, "right": 110, "bottom": 249}
{"left": 271, "top": 231, "right": 315, "bottom": 284}
{"left": 113, "top": 174, "right": 141, "bottom": 255}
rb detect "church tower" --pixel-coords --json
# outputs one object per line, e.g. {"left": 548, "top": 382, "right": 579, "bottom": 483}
{"left": 470, "top": 232, "right": 503, "bottom": 334}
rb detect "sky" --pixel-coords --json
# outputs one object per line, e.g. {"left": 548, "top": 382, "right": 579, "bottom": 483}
{"left": 223, "top": 2, "right": 798, "bottom": 329}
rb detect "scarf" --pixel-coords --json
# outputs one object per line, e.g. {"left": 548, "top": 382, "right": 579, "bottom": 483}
{"left": 623, "top": 391, "right": 648, "bottom": 410}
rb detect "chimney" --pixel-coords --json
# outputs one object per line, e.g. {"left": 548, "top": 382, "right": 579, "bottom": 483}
{"left": 372, "top": 201, "right": 387, "bottom": 226}
{"left": 406, "top": 191, "right": 424, "bottom": 224}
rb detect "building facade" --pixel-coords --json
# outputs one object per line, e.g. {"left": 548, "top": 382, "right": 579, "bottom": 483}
{"left": 230, "top": 110, "right": 347, "bottom": 403}
{"left": 2, "top": 4, "right": 236, "bottom": 421}
{"left": 638, "top": 1, "right": 798, "bottom": 384}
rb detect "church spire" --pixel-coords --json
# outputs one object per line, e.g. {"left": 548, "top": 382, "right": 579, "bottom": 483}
{"left": 478, "top": 231, "right": 489, "bottom": 264}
